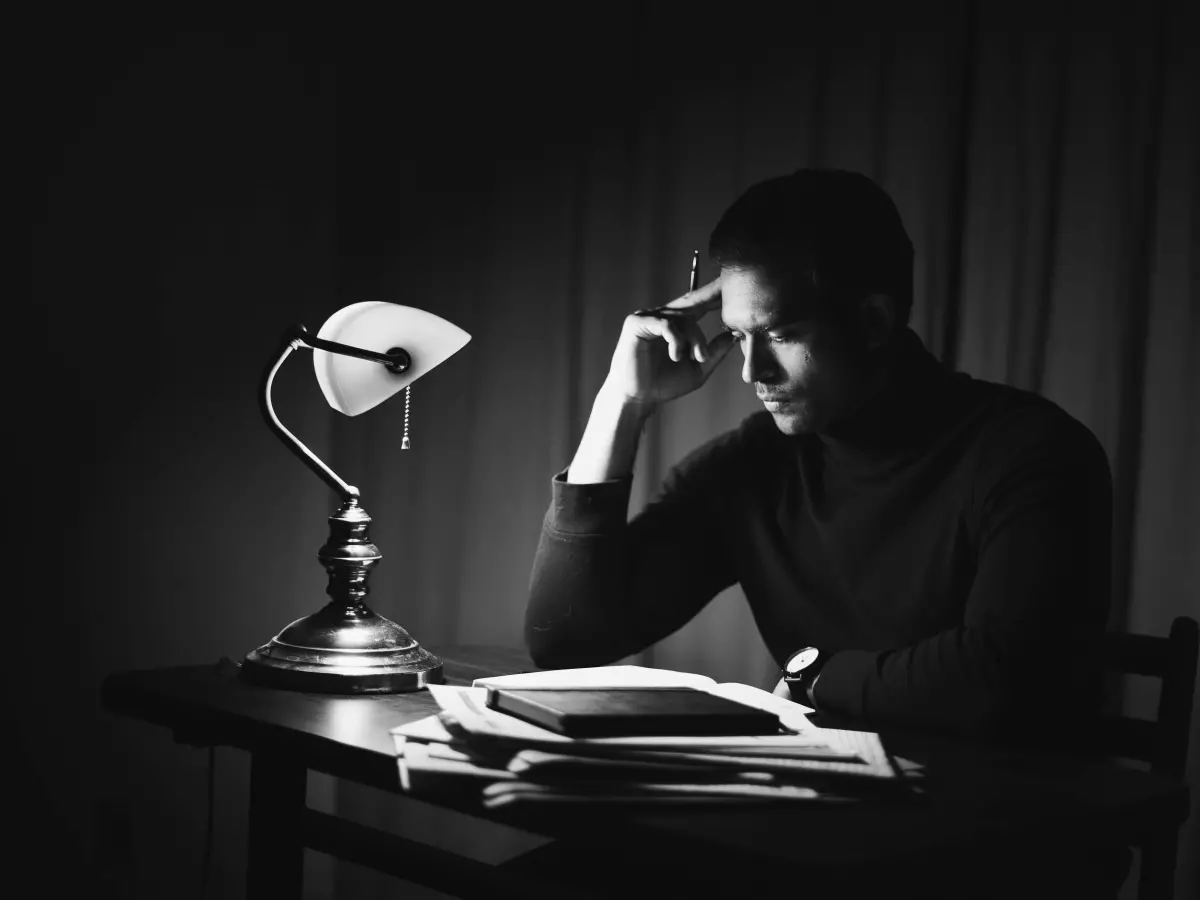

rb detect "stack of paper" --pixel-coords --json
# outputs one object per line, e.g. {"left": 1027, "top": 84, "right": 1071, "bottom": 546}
{"left": 391, "top": 665, "right": 904, "bottom": 810}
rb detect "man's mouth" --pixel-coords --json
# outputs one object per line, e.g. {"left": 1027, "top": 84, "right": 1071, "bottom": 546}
{"left": 761, "top": 397, "right": 795, "bottom": 409}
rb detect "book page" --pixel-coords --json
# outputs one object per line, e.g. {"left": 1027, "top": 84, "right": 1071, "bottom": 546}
{"left": 472, "top": 665, "right": 716, "bottom": 691}
{"left": 704, "top": 682, "right": 815, "bottom": 731}
{"left": 706, "top": 684, "right": 895, "bottom": 778}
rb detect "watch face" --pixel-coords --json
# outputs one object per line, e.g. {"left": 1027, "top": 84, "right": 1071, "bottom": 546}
{"left": 784, "top": 647, "right": 819, "bottom": 675}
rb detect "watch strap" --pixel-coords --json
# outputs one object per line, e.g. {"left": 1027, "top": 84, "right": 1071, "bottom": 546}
{"left": 785, "top": 652, "right": 828, "bottom": 706}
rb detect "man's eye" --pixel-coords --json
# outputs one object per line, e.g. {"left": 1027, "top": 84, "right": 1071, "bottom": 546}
{"left": 769, "top": 334, "right": 792, "bottom": 344}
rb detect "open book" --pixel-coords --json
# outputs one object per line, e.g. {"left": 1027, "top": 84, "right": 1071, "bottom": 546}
{"left": 467, "top": 667, "right": 897, "bottom": 779}
{"left": 421, "top": 683, "right": 848, "bottom": 758}
{"left": 472, "top": 665, "right": 815, "bottom": 733}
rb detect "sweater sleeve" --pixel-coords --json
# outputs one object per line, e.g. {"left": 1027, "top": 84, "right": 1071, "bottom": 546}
{"left": 811, "top": 406, "right": 1113, "bottom": 739}
{"left": 524, "top": 434, "right": 741, "bottom": 669}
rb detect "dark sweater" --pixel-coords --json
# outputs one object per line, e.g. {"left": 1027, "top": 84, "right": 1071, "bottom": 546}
{"left": 525, "top": 328, "right": 1113, "bottom": 740}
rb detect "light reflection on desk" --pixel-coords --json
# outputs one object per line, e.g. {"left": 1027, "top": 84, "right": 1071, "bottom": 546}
{"left": 323, "top": 695, "right": 389, "bottom": 747}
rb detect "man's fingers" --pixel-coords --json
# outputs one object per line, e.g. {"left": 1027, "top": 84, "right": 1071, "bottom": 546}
{"left": 700, "top": 330, "right": 737, "bottom": 374}
{"left": 642, "top": 316, "right": 687, "bottom": 361}
{"left": 630, "top": 309, "right": 733, "bottom": 368}
{"left": 675, "top": 318, "right": 709, "bottom": 363}
{"left": 663, "top": 276, "right": 723, "bottom": 312}
{"left": 635, "top": 314, "right": 734, "bottom": 371}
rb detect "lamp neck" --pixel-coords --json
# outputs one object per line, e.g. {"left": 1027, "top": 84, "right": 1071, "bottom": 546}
{"left": 259, "top": 333, "right": 360, "bottom": 502}
{"left": 290, "top": 323, "right": 411, "bottom": 373}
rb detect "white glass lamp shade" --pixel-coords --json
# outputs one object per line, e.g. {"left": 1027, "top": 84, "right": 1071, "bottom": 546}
{"left": 313, "top": 302, "right": 471, "bottom": 416}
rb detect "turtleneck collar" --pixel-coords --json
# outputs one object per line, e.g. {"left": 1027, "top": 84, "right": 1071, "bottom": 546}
{"left": 812, "top": 327, "right": 954, "bottom": 469}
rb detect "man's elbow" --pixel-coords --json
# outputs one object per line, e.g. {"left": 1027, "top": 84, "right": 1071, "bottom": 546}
{"left": 524, "top": 619, "right": 627, "bottom": 671}
{"left": 952, "top": 652, "right": 1088, "bottom": 741}
{"left": 525, "top": 625, "right": 572, "bottom": 670}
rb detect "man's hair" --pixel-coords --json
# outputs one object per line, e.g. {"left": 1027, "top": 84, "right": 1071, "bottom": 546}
{"left": 708, "top": 168, "right": 914, "bottom": 325}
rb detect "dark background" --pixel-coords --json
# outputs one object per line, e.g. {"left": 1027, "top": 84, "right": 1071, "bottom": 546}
{"left": 29, "top": 11, "right": 1198, "bottom": 898}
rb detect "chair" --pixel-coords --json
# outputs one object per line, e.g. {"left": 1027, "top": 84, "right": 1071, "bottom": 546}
{"left": 1098, "top": 615, "right": 1199, "bottom": 900}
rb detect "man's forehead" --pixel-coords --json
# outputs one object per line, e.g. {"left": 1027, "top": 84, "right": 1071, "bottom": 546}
{"left": 719, "top": 267, "right": 821, "bottom": 328}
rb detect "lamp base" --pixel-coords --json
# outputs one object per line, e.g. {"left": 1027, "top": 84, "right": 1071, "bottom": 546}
{"left": 242, "top": 497, "right": 441, "bottom": 693}
{"left": 242, "top": 604, "right": 443, "bottom": 694}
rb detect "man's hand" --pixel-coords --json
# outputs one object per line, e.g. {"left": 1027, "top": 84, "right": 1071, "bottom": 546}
{"left": 773, "top": 674, "right": 823, "bottom": 708}
{"left": 566, "top": 276, "right": 737, "bottom": 484}
{"left": 604, "top": 276, "right": 737, "bottom": 407}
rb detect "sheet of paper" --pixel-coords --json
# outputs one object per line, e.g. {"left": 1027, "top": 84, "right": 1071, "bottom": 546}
{"left": 479, "top": 778, "right": 857, "bottom": 810}
{"left": 795, "top": 727, "right": 896, "bottom": 778}
{"left": 391, "top": 713, "right": 457, "bottom": 751}
{"left": 398, "top": 740, "right": 515, "bottom": 792}
{"left": 698, "top": 685, "right": 895, "bottom": 778}
{"left": 507, "top": 747, "right": 854, "bottom": 780}
{"left": 472, "top": 664, "right": 716, "bottom": 691}
{"left": 704, "top": 682, "right": 815, "bottom": 730}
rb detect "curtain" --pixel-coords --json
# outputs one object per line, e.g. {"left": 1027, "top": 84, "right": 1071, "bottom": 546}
{"left": 332, "top": 9, "right": 1197, "bottom": 897}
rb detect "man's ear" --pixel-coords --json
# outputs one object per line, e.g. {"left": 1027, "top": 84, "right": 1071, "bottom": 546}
{"left": 857, "top": 293, "right": 897, "bottom": 349}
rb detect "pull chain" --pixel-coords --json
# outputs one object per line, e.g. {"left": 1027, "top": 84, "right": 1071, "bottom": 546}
{"left": 401, "top": 385, "right": 411, "bottom": 450}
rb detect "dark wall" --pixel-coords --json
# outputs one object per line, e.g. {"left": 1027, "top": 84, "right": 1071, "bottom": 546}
{"left": 29, "top": 25, "right": 649, "bottom": 896}
{"left": 32, "top": 31, "right": 341, "bottom": 895}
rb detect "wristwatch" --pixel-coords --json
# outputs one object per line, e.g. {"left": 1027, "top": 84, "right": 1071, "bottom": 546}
{"left": 782, "top": 646, "right": 827, "bottom": 706}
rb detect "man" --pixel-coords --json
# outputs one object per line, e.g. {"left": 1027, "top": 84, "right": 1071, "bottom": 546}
{"left": 522, "top": 168, "right": 1125, "bottom": 897}
{"left": 525, "top": 168, "right": 1112, "bottom": 745}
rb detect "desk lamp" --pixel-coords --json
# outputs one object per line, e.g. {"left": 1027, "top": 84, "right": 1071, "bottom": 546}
{"left": 241, "top": 301, "right": 470, "bottom": 693}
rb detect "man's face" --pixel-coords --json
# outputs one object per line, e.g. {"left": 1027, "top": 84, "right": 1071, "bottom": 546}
{"left": 719, "top": 265, "right": 878, "bottom": 436}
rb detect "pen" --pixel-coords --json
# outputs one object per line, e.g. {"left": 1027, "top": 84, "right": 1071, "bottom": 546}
{"left": 688, "top": 249, "right": 699, "bottom": 292}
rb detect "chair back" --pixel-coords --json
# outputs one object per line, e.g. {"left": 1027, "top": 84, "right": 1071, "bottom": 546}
{"left": 1098, "top": 616, "right": 1198, "bottom": 778}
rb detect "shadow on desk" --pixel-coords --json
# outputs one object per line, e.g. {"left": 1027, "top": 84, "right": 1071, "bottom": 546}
{"left": 499, "top": 836, "right": 1131, "bottom": 900}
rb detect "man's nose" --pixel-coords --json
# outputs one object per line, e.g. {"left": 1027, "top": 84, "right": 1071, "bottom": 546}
{"left": 741, "top": 336, "right": 778, "bottom": 384}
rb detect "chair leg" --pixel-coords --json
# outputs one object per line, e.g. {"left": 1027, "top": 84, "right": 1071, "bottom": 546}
{"left": 1138, "top": 832, "right": 1178, "bottom": 900}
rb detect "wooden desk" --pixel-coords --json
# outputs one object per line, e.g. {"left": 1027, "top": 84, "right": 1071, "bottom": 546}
{"left": 101, "top": 645, "right": 1189, "bottom": 900}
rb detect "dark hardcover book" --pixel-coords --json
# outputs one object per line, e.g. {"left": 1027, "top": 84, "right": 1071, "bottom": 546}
{"left": 483, "top": 687, "right": 783, "bottom": 738}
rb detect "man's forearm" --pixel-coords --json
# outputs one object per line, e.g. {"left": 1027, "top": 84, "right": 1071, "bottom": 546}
{"left": 566, "top": 382, "right": 658, "bottom": 483}
{"left": 528, "top": 397, "right": 740, "bottom": 669}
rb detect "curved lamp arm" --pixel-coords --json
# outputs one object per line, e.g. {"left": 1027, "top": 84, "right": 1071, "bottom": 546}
{"left": 259, "top": 324, "right": 411, "bottom": 503}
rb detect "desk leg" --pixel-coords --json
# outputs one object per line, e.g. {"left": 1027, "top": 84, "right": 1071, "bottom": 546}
{"left": 1138, "top": 832, "right": 1179, "bottom": 900}
{"left": 247, "top": 751, "right": 306, "bottom": 898}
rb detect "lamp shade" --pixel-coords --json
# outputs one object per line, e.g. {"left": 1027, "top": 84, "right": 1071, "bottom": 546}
{"left": 313, "top": 301, "right": 471, "bottom": 416}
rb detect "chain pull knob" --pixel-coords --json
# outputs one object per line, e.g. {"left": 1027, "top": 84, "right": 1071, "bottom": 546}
{"left": 401, "top": 385, "right": 411, "bottom": 450}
